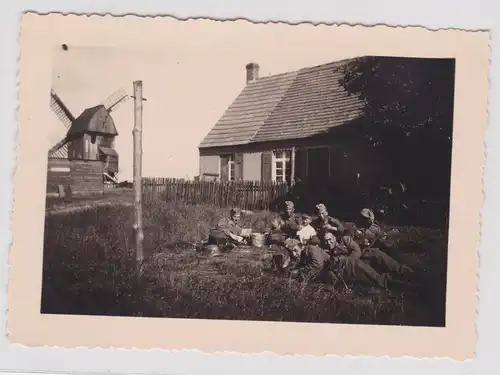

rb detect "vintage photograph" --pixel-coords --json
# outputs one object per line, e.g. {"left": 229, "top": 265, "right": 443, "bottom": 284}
{"left": 41, "top": 48, "right": 454, "bottom": 327}
{"left": 9, "top": 14, "right": 488, "bottom": 357}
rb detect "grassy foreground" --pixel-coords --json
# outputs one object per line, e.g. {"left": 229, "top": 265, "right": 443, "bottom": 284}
{"left": 41, "top": 199, "right": 448, "bottom": 326}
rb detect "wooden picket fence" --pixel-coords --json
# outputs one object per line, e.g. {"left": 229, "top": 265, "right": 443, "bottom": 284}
{"left": 142, "top": 177, "right": 290, "bottom": 211}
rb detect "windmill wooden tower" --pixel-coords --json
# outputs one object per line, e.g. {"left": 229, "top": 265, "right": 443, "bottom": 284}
{"left": 48, "top": 88, "right": 129, "bottom": 183}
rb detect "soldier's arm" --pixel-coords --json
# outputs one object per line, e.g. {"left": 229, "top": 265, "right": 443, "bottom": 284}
{"left": 297, "top": 250, "right": 307, "bottom": 267}
{"left": 290, "top": 216, "right": 302, "bottom": 232}
{"left": 323, "top": 217, "right": 344, "bottom": 234}
{"left": 349, "top": 222, "right": 359, "bottom": 233}
{"left": 329, "top": 217, "right": 345, "bottom": 234}
{"left": 370, "top": 223, "right": 384, "bottom": 236}
{"left": 279, "top": 216, "right": 286, "bottom": 227}
{"left": 311, "top": 218, "right": 322, "bottom": 232}
{"left": 345, "top": 236, "right": 363, "bottom": 259}
{"left": 217, "top": 217, "right": 239, "bottom": 238}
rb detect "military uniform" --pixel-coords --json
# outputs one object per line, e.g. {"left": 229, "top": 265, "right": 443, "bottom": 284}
{"left": 281, "top": 213, "right": 302, "bottom": 236}
{"left": 312, "top": 215, "right": 345, "bottom": 237}
{"left": 328, "top": 234, "right": 391, "bottom": 289}
{"left": 350, "top": 228, "right": 412, "bottom": 280}
{"left": 297, "top": 244, "right": 331, "bottom": 272}
{"left": 361, "top": 247, "right": 412, "bottom": 277}
{"left": 268, "top": 202, "right": 302, "bottom": 244}
{"left": 208, "top": 216, "right": 243, "bottom": 246}
{"left": 288, "top": 243, "right": 335, "bottom": 283}
{"left": 362, "top": 221, "right": 384, "bottom": 243}
{"left": 354, "top": 209, "right": 407, "bottom": 275}
{"left": 355, "top": 208, "right": 393, "bottom": 244}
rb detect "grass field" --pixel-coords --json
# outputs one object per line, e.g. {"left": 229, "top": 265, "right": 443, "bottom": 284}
{"left": 41, "top": 196, "right": 448, "bottom": 326}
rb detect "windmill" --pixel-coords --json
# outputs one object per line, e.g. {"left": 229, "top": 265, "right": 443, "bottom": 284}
{"left": 48, "top": 88, "right": 130, "bottom": 183}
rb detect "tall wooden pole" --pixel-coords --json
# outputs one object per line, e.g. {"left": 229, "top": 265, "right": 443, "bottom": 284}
{"left": 133, "top": 81, "right": 144, "bottom": 276}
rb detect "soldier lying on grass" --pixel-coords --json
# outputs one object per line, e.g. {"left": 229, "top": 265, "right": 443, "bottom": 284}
{"left": 321, "top": 232, "right": 392, "bottom": 289}
{"left": 324, "top": 229, "right": 415, "bottom": 284}
{"left": 272, "top": 235, "right": 386, "bottom": 288}
{"left": 272, "top": 237, "right": 336, "bottom": 284}
{"left": 272, "top": 231, "right": 417, "bottom": 290}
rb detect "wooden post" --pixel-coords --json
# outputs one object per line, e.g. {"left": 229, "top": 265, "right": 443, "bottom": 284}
{"left": 290, "top": 147, "right": 296, "bottom": 187}
{"left": 132, "top": 80, "right": 144, "bottom": 277}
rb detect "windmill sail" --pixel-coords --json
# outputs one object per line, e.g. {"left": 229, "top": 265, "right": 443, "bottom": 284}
{"left": 101, "top": 87, "right": 130, "bottom": 113}
{"left": 50, "top": 89, "right": 76, "bottom": 128}
{"left": 48, "top": 138, "right": 70, "bottom": 156}
{"left": 48, "top": 89, "right": 76, "bottom": 158}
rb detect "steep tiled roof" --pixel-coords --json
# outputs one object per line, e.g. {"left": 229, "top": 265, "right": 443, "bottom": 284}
{"left": 199, "top": 57, "right": 366, "bottom": 149}
{"left": 199, "top": 72, "right": 298, "bottom": 148}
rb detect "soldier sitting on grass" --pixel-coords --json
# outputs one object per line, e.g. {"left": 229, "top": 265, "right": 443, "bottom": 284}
{"left": 206, "top": 208, "right": 252, "bottom": 255}
{"left": 297, "top": 214, "right": 318, "bottom": 245}
{"left": 352, "top": 208, "right": 401, "bottom": 257}
{"left": 312, "top": 203, "right": 346, "bottom": 238}
{"left": 267, "top": 200, "right": 302, "bottom": 245}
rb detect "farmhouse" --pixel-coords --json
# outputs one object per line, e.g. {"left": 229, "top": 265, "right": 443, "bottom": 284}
{"left": 198, "top": 57, "right": 384, "bottom": 193}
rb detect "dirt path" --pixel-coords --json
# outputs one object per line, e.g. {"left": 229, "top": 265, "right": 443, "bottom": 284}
{"left": 45, "top": 189, "right": 134, "bottom": 215}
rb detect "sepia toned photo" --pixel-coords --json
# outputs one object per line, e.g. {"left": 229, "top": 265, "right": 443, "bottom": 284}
{"left": 9, "top": 14, "right": 489, "bottom": 359}
{"left": 44, "top": 52, "right": 454, "bottom": 327}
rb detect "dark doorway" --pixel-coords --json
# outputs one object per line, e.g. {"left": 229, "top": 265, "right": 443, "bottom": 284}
{"left": 306, "top": 147, "right": 330, "bottom": 186}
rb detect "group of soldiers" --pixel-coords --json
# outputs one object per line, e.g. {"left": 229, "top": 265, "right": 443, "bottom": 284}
{"left": 205, "top": 200, "right": 417, "bottom": 290}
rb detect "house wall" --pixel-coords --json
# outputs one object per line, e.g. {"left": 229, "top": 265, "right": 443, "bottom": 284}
{"left": 199, "top": 131, "right": 383, "bottom": 188}
{"left": 242, "top": 152, "right": 262, "bottom": 181}
{"left": 198, "top": 152, "right": 262, "bottom": 181}
{"left": 99, "top": 135, "right": 115, "bottom": 148}
{"left": 83, "top": 133, "right": 99, "bottom": 160}
{"left": 69, "top": 134, "right": 118, "bottom": 173}
{"left": 46, "top": 158, "right": 104, "bottom": 196}
{"left": 68, "top": 139, "right": 85, "bottom": 160}
{"left": 199, "top": 138, "right": 327, "bottom": 156}
{"left": 199, "top": 154, "right": 220, "bottom": 177}
{"left": 77, "top": 133, "right": 117, "bottom": 160}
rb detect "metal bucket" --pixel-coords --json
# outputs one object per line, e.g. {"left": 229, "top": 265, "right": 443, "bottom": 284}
{"left": 251, "top": 233, "right": 265, "bottom": 248}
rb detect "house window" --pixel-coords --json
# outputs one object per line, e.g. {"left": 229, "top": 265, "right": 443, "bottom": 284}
{"left": 228, "top": 155, "right": 235, "bottom": 181}
{"left": 220, "top": 154, "right": 235, "bottom": 181}
{"left": 272, "top": 150, "right": 291, "bottom": 183}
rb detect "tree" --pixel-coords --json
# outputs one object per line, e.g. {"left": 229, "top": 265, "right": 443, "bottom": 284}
{"left": 339, "top": 56, "right": 456, "bottom": 212}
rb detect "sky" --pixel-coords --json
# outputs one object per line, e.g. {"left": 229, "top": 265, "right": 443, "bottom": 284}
{"left": 47, "top": 21, "right": 375, "bottom": 181}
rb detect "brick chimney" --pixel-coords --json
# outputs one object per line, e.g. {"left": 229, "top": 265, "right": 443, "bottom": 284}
{"left": 246, "top": 62, "right": 260, "bottom": 84}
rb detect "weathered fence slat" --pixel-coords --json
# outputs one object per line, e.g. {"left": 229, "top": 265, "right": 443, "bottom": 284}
{"left": 142, "top": 177, "right": 289, "bottom": 211}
